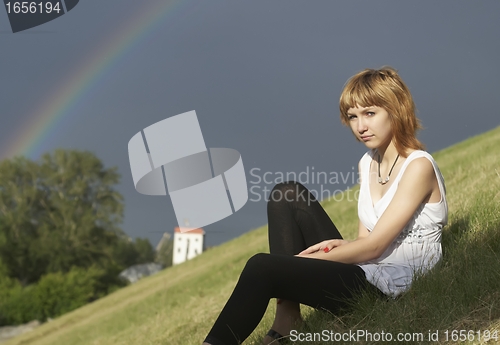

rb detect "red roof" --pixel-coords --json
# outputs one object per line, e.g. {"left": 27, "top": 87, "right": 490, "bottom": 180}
{"left": 174, "top": 227, "right": 205, "bottom": 234}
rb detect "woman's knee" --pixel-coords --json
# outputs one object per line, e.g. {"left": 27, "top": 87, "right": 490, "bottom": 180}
{"left": 268, "top": 181, "right": 314, "bottom": 204}
{"left": 240, "top": 253, "right": 278, "bottom": 281}
{"left": 244, "top": 253, "right": 269, "bottom": 270}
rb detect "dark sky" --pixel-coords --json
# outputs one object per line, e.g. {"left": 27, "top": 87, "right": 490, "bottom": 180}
{"left": 1, "top": 1, "right": 499, "bottom": 248}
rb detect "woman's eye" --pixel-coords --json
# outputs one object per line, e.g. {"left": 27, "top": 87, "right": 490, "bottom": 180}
{"left": 348, "top": 115, "right": 356, "bottom": 120}
{"left": 366, "top": 112, "right": 375, "bottom": 116}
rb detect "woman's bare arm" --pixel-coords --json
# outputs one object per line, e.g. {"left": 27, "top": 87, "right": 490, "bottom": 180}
{"left": 357, "top": 220, "right": 370, "bottom": 239}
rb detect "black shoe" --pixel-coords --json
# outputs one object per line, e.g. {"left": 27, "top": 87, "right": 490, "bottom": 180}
{"left": 266, "top": 329, "right": 284, "bottom": 343}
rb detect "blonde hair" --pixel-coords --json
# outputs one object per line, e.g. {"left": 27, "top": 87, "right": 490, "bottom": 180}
{"left": 339, "top": 67, "right": 424, "bottom": 156}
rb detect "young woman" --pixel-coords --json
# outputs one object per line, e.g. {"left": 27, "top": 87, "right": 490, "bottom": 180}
{"left": 202, "top": 67, "right": 448, "bottom": 345}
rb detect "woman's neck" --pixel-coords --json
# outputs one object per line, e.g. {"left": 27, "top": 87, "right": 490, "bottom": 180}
{"left": 376, "top": 142, "right": 400, "bottom": 165}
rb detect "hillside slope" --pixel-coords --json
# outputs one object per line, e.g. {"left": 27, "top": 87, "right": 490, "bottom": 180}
{"left": 6, "top": 126, "right": 500, "bottom": 345}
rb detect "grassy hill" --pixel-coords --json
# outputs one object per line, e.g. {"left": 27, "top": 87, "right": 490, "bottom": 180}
{"left": 5, "top": 126, "right": 500, "bottom": 345}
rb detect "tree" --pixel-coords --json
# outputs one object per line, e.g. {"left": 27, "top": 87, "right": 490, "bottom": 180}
{"left": 155, "top": 234, "right": 173, "bottom": 268}
{"left": 0, "top": 150, "right": 124, "bottom": 286}
{"left": 112, "top": 237, "right": 156, "bottom": 268}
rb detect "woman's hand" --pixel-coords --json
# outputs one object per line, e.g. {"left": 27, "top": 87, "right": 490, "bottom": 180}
{"left": 297, "top": 239, "right": 350, "bottom": 257}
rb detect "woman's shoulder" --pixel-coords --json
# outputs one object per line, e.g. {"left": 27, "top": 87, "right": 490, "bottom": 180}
{"left": 404, "top": 150, "right": 438, "bottom": 168}
{"left": 399, "top": 150, "right": 445, "bottom": 190}
{"left": 403, "top": 155, "right": 435, "bottom": 177}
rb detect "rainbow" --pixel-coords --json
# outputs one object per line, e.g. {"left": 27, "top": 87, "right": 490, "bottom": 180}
{"left": 3, "top": 0, "right": 186, "bottom": 160}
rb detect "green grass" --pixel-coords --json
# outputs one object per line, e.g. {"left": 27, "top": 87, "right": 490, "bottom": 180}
{"left": 5, "top": 126, "right": 500, "bottom": 345}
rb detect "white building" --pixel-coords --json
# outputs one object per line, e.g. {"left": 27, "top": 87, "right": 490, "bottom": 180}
{"left": 172, "top": 227, "right": 205, "bottom": 265}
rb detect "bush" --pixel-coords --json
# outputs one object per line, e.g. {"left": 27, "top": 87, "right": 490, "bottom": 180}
{"left": 0, "top": 266, "right": 112, "bottom": 326}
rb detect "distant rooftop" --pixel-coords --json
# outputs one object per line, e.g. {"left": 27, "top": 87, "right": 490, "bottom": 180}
{"left": 174, "top": 227, "right": 205, "bottom": 234}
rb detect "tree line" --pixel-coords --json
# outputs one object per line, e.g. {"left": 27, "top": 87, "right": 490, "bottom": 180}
{"left": 0, "top": 150, "right": 171, "bottom": 326}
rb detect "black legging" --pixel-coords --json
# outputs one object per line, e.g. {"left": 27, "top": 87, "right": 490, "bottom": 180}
{"left": 204, "top": 182, "right": 377, "bottom": 345}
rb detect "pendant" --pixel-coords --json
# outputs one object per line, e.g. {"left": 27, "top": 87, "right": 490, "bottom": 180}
{"left": 378, "top": 176, "right": 390, "bottom": 184}
{"left": 377, "top": 152, "right": 399, "bottom": 185}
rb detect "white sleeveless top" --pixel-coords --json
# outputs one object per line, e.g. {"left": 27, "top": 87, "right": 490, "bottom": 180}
{"left": 356, "top": 150, "right": 448, "bottom": 297}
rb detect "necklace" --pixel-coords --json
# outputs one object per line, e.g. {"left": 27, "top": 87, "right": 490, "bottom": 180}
{"left": 377, "top": 152, "right": 400, "bottom": 185}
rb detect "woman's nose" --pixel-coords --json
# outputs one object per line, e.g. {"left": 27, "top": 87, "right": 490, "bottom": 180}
{"left": 357, "top": 117, "right": 367, "bottom": 133}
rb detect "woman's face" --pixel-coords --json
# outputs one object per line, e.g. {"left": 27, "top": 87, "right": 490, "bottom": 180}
{"left": 346, "top": 105, "right": 393, "bottom": 149}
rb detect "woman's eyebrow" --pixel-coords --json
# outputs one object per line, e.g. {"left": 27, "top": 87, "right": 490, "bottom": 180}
{"left": 347, "top": 106, "right": 376, "bottom": 115}
{"left": 351, "top": 107, "right": 375, "bottom": 114}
